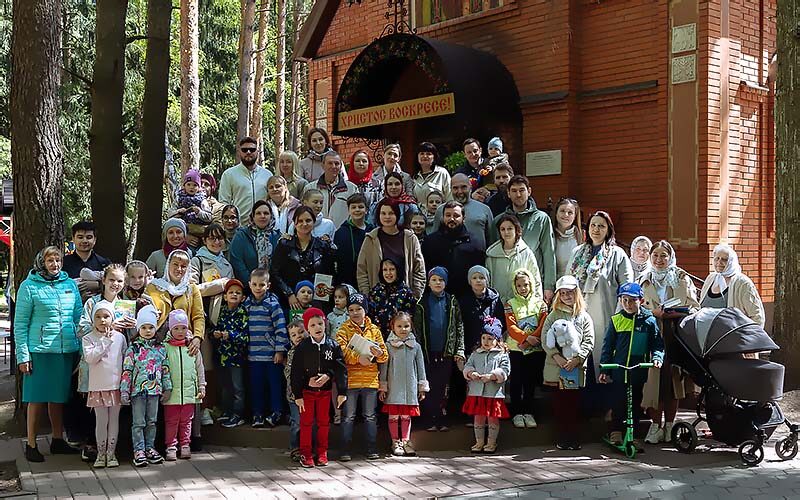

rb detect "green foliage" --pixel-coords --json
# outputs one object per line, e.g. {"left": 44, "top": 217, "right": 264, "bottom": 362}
{"left": 444, "top": 151, "right": 466, "bottom": 174}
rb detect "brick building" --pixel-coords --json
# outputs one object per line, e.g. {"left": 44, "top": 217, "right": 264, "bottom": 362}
{"left": 295, "top": 0, "right": 777, "bottom": 319}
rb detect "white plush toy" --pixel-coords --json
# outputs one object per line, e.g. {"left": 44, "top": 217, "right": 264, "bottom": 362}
{"left": 545, "top": 319, "right": 582, "bottom": 359}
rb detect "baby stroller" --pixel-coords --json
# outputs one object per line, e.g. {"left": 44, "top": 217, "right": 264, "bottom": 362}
{"left": 667, "top": 307, "right": 798, "bottom": 466}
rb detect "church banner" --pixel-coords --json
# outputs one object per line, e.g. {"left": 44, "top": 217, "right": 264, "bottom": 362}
{"left": 337, "top": 93, "right": 456, "bottom": 131}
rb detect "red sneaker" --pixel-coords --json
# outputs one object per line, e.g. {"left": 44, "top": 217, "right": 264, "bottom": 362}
{"left": 300, "top": 455, "right": 315, "bottom": 468}
{"left": 316, "top": 452, "right": 329, "bottom": 466}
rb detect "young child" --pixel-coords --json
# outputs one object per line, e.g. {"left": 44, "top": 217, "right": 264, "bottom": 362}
{"left": 463, "top": 317, "right": 511, "bottom": 454}
{"left": 414, "top": 267, "right": 465, "bottom": 432}
{"left": 213, "top": 279, "right": 249, "bottom": 428}
{"left": 284, "top": 319, "right": 308, "bottom": 462}
{"left": 82, "top": 300, "right": 128, "bottom": 468}
{"left": 163, "top": 309, "right": 206, "bottom": 460}
{"left": 335, "top": 293, "right": 388, "bottom": 461}
{"left": 292, "top": 189, "right": 335, "bottom": 239}
{"left": 379, "top": 311, "right": 428, "bottom": 457}
{"left": 327, "top": 285, "right": 350, "bottom": 336}
{"left": 504, "top": 268, "right": 547, "bottom": 429}
{"left": 120, "top": 305, "right": 171, "bottom": 467}
{"left": 290, "top": 280, "right": 315, "bottom": 321}
{"left": 423, "top": 190, "right": 444, "bottom": 234}
{"left": 408, "top": 213, "right": 428, "bottom": 244}
{"left": 246, "top": 268, "right": 288, "bottom": 428}
{"left": 369, "top": 258, "right": 416, "bottom": 337}
{"left": 122, "top": 260, "right": 154, "bottom": 340}
{"left": 599, "top": 282, "right": 664, "bottom": 451}
{"left": 175, "top": 169, "right": 212, "bottom": 228}
{"left": 291, "top": 308, "right": 347, "bottom": 468}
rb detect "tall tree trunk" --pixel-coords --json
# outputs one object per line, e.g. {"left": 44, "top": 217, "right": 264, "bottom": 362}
{"left": 11, "top": 0, "right": 65, "bottom": 288}
{"left": 133, "top": 0, "right": 172, "bottom": 261}
{"left": 250, "top": 0, "right": 270, "bottom": 156}
{"left": 288, "top": 0, "right": 303, "bottom": 151}
{"left": 180, "top": 0, "right": 200, "bottom": 176}
{"left": 774, "top": 2, "right": 800, "bottom": 390}
{"left": 89, "top": 0, "right": 128, "bottom": 262}
{"left": 274, "top": 0, "right": 286, "bottom": 155}
{"left": 238, "top": 0, "right": 257, "bottom": 142}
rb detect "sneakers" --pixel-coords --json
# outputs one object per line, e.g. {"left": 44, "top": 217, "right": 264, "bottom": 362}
{"left": 165, "top": 447, "right": 178, "bottom": 461}
{"left": 426, "top": 425, "right": 438, "bottom": 432}
{"left": 50, "top": 438, "right": 80, "bottom": 455}
{"left": 402, "top": 440, "right": 416, "bottom": 457}
{"left": 25, "top": 444, "right": 44, "bottom": 463}
{"left": 524, "top": 414, "right": 537, "bottom": 428}
{"left": 106, "top": 454, "right": 119, "bottom": 468}
{"left": 438, "top": 425, "right": 449, "bottom": 432}
{"left": 180, "top": 445, "right": 192, "bottom": 459}
{"left": 365, "top": 452, "right": 380, "bottom": 460}
{"left": 645, "top": 423, "right": 664, "bottom": 444}
{"left": 290, "top": 449, "right": 301, "bottom": 462}
{"left": 299, "top": 455, "right": 315, "bottom": 468}
{"left": 133, "top": 451, "right": 148, "bottom": 467}
{"left": 482, "top": 441, "right": 497, "bottom": 454}
{"left": 146, "top": 448, "right": 164, "bottom": 464}
{"left": 93, "top": 453, "right": 107, "bottom": 468}
{"left": 556, "top": 441, "right": 583, "bottom": 451}
{"left": 217, "top": 413, "right": 232, "bottom": 426}
{"left": 664, "top": 422, "right": 674, "bottom": 443}
{"left": 392, "top": 440, "right": 404, "bottom": 456}
{"left": 200, "top": 408, "right": 214, "bottom": 426}
{"left": 512, "top": 415, "right": 526, "bottom": 428}
{"left": 338, "top": 453, "right": 351, "bottom": 462}
{"left": 470, "top": 440, "right": 485, "bottom": 453}
{"left": 264, "top": 412, "right": 282, "bottom": 428}
{"left": 316, "top": 452, "right": 328, "bottom": 466}
{"left": 252, "top": 415, "right": 265, "bottom": 428}
{"left": 80, "top": 446, "right": 97, "bottom": 463}
{"left": 609, "top": 431, "right": 623, "bottom": 445}
{"left": 222, "top": 415, "right": 245, "bottom": 428}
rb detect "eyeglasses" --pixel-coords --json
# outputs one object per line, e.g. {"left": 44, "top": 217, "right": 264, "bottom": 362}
{"left": 206, "top": 236, "right": 224, "bottom": 242}
{"left": 241, "top": 147, "right": 257, "bottom": 153}
{"left": 223, "top": 215, "right": 239, "bottom": 221}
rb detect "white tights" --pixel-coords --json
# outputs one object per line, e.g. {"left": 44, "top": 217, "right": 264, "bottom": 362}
{"left": 95, "top": 405, "right": 121, "bottom": 456}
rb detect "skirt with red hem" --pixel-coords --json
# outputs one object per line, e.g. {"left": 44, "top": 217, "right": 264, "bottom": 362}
{"left": 381, "top": 404, "right": 421, "bottom": 416}
{"left": 461, "top": 396, "right": 509, "bottom": 418}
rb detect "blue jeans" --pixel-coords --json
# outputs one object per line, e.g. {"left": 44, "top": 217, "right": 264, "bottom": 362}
{"left": 249, "top": 360, "right": 284, "bottom": 417}
{"left": 342, "top": 388, "right": 378, "bottom": 454}
{"left": 289, "top": 402, "right": 300, "bottom": 450}
{"left": 220, "top": 366, "right": 245, "bottom": 416}
{"left": 131, "top": 395, "right": 160, "bottom": 452}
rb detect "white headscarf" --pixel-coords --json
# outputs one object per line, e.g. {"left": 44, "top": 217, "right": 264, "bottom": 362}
{"left": 630, "top": 236, "right": 652, "bottom": 276}
{"left": 647, "top": 245, "right": 680, "bottom": 291}
{"left": 712, "top": 244, "right": 741, "bottom": 293}
{"left": 149, "top": 249, "right": 192, "bottom": 296}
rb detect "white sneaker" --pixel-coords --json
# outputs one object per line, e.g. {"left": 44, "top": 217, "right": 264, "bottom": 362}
{"left": 391, "top": 440, "right": 404, "bottom": 456}
{"left": 523, "top": 414, "right": 537, "bottom": 428}
{"left": 201, "top": 408, "right": 214, "bottom": 426}
{"left": 664, "top": 422, "right": 674, "bottom": 443}
{"left": 512, "top": 415, "right": 526, "bottom": 428}
{"left": 645, "top": 423, "right": 663, "bottom": 444}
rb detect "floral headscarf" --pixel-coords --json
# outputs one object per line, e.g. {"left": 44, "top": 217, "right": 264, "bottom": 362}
{"left": 568, "top": 242, "right": 613, "bottom": 294}
{"left": 33, "top": 247, "right": 62, "bottom": 281}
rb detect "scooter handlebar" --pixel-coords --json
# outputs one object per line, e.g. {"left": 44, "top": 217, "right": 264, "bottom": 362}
{"left": 600, "top": 362, "right": 655, "bottom": 370}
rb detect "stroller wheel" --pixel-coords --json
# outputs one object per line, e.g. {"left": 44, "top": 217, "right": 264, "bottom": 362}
{"left": 738, "top": 440, "right": 764, "bottom": 466}
{"left": 672, "top": 422, "right": 698, "bottom": 454}
{"left": 775, "top": 436, "right": 799, "bottom": 461}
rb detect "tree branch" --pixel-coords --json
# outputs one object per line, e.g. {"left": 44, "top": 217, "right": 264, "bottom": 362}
{"left": 61, "top": 65, "right": 93, "bottom": 88}
{"left": 126, "top": 35, "right": 149, "bottom": 44}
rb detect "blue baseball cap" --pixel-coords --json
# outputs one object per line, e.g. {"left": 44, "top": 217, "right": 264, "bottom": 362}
{"left": 617, "top": 282, "right": 643, "bottom": 298}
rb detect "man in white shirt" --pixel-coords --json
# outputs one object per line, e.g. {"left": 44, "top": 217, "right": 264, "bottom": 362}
{"left": 218, "top": 136, "right": 273, "bottom": 223}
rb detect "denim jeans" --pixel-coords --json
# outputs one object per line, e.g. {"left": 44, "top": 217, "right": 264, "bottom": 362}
{"left": 220, "top": 366, "right": 245, "bottom": 416}
{"left": 131, "top": 395, "right": 160, "bottom": 452}
{"left": 249, "top": 361, "right": 284, "bottom": 417}
{"left": 289, "top": 401, "right": 300, "bottom": 450}
{"left": 341, "top": 388, "right": 378, "bottom": 454}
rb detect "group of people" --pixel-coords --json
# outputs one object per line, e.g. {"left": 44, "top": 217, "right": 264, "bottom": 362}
{"left": 12, "top": 128, "right": 767, "bottom": 468}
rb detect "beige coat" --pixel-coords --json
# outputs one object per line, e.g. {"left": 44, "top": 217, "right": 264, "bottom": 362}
{"left": 540, "top": 308, "right": 594, "bottom": 387}
{"left": 356, "top": 228, "right": 426, "bottom": 299}
{"left": 699, "top": 272, "right": 765, "bottom": 328}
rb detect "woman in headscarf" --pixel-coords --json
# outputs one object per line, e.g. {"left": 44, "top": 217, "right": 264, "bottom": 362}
{"left": 348, "top": 149, "right": 382, "bottom": 212}
{"left": 637, "top": 240, "right": 700, "bottom": 445}
{"left": 266, "top": 175, "right": 301, "bottom": 235}
{"left": 15, "top": 246, "right": 84, "bottom": 462}
{"left": 566, "top": 211, "right": 633, "bottom": 381}
{"left": 630, "top": 236, "right": 653, "bottom": 281}
{"left": 368, "top": 172, "right": 420, "bottom": 229}
{"left": 699, "top": 243, "right": 765, "bottom": 327}
{"left": 220, "top": 204, "right": 240, "bottom": 259}
{"left": 276, "top": 150, "right": 308, "bottom": 199}
{"left": 145, "top": 218, "right": 193, "bottom": 277}
{"left": 229, "top": 200, "right": 282, "bottom": 285}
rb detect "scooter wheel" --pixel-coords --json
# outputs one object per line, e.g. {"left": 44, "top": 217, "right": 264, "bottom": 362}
{"left": 624, "top": 442, "right": 637, "bottom": 459}
{"left": 672, "top": 422, "right": 698, "bottom": 454}
{"left": 775, "top": 436, "right": 799, "bottom": 461}
{"left": 739, "top": 440, "right": 765, "bottom": 466}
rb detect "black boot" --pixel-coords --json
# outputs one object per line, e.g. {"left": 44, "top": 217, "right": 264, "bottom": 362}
{"left": 50, "top": 438, "right": 80, "bottom": 455}
{"left": 25, "top": 444, "right": 44, "bottom": 462}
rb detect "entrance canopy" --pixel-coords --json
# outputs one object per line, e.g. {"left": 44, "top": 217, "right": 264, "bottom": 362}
{"left": 334, "top": 33, "right": 520, "bottom": 140}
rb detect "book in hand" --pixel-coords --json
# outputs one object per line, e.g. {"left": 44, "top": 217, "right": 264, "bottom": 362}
{"left": 113, "top": 299, "right": 137, "bottom": 321}
{"left": 559, "top": 367, "right": 580, "bottom": 390}
{"left": 346, "top": 333, "right": 379, "bottom": 357}
{"left": 661, "top": 297, "right": 690, "bottom": 314}
{"left": 314, "top": 273, "right": 333, "bottom": 302}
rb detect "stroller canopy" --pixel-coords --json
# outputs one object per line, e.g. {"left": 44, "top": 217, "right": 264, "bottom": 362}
{"left": 678, "top": 308, "right": 778, "bottom": 358}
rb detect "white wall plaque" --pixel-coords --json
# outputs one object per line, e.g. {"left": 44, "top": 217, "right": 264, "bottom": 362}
{"left": 672, "top": 23, "right": 697, "bottom": 54}
{"left": 315, "top": 98, "right": 328, "bottom": 119}
{"left": 526, "top": 150, "right": 562, "bottom": 177}
{"left": 315, "top": 118, "right": 327, "bottom": 130}
{"left": 672, "top": 54, "right": 697, "bottom": 84}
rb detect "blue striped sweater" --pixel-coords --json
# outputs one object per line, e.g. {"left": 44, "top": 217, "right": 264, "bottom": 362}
{"left": 244, "top": 292, "right": 288, "bottom": 362}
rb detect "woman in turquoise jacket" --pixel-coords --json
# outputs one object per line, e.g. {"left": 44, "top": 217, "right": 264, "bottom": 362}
{"left": 14, "top": 246, "right": 83, "bottom": 462}
{"left": 228, "top": 200, "right": 281, "bottom": 286}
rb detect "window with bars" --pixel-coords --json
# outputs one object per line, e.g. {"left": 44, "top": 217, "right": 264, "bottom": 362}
{"left": 415, "top": 0, "right": 505, "bottom": 27}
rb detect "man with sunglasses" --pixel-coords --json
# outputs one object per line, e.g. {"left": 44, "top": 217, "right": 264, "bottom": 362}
{"left": 218, "top": 136, "right": 273, "bottom": 224}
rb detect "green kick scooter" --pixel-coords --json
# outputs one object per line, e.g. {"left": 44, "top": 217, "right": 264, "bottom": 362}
{"left": 600, "top": 362, "right": 654, "bottom": 459}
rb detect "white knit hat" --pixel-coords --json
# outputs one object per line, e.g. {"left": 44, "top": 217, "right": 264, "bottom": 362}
{"left": 136, "top": 304, "right": 159, "bottom": 330}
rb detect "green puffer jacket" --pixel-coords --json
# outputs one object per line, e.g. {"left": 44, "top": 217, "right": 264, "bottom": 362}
{"left": 164, "top": 338, "right": 207, "bottom": 405}
{"left": 14, "top": 270, "right": 83, "bottom": 364}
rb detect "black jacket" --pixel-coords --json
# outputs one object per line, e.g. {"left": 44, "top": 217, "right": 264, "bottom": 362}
{"left": 421, "top": 224, "right": 485, "bottom": 297}
{"left": 458, "top": 287, "right": 507, "bottom": 354}
{"left": 290, "top": 335, "right": 347, "bottom": 397}
{"left": 333, "top": 219, "right": 373, "bottom": 287}
{"left": 270, "top": 236, "right": 337, "bottom": 301}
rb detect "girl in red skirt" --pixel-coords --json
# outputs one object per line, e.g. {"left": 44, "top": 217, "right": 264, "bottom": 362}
{"left": 379, "top": 312, "right": 429, "bottom": 457}
{"left": 462, "top": 317, "right": 511, "bottom": 453}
